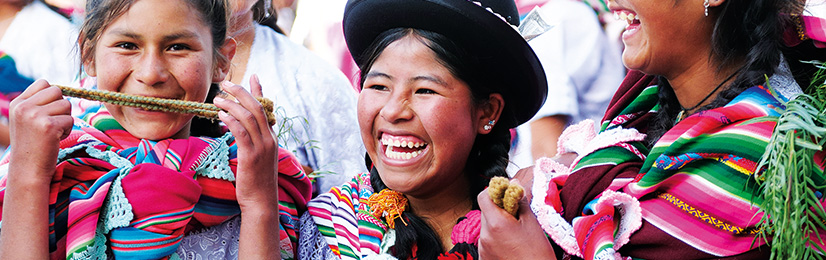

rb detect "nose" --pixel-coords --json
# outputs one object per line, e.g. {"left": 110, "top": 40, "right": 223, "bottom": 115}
{"left": 379, "top": 91, "right": 414, "bottom": 123}
{"left": 134, "top": 51, "right": 170, "bottom": 87}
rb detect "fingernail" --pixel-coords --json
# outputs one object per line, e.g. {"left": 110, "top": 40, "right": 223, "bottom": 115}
{"left": 218, "top": 111, "right": 229, "bottom": 117}
{"left": 214, "top": 96, "right": 225, "bottom": 103}
{"left": 221, "top": 81, "right": 234, "bottom": 89}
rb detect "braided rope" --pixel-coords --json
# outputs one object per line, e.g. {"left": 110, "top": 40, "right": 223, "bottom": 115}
{"left": 56, "top": 85, "right": 276, "bottom": 126}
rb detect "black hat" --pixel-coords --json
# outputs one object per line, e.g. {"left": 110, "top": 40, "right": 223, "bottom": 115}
{"left": 343, "top": 0, "right": 547, "bottom": 128}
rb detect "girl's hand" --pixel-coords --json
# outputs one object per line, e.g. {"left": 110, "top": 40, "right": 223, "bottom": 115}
{"left": 477, "top": 179, "right": 556, "bottom": 260}
{"left": 215, "top": 75, "right": 281, "bottom": 259}
{"left": 8, "top": 79, "right": 73, "bottom": 184}
{"left": 214, "top": 75, "right": 279, "bottom": 212}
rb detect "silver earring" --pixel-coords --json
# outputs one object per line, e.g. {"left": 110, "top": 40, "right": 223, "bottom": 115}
{"left": 484, "top": 120, "right": 495, "bottom": 131}
{"left": 703, "top": 0, "right": 709, "bottom": 17}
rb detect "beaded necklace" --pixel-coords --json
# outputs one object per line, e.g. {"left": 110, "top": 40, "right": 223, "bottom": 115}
{"left": 675, "top": 70, "right": 739, "bottom": 123}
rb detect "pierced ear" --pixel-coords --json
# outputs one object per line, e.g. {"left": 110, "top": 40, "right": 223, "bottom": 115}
{"left": 212, "top": 37, "right": 237, "bottom": 83}
{"left": 478, "top": 93, "right": 505, "bottom": 134}
{"left": 707, "top": 0, "right": 725, "bottom": 7}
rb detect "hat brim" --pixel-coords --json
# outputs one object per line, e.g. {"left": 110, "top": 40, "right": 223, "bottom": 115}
{"left": 343, "top": 0, "right": 547, "bottom": 128}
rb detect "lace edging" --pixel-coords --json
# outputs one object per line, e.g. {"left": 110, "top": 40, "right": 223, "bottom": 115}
{"left": 530, "top": 158, "right": 581, "bottom": 257}
{"left": 193, "top": 133, "right": 235, "bottom": 181}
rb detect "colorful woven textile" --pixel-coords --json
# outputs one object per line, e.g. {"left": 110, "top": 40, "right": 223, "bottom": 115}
{"left": 307, "top": 172, "right": 385, "bottom": 260}
{"left": 531, "top": 70, "right": 825, "bottom": 259}
{"left": 0, "top": 106, "right": 312, "bottom": 259}
{"left": 306, "top": 172, "right": 485, "bottom": 260}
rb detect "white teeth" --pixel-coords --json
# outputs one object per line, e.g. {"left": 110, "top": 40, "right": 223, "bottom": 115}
{"left": 383, "top": 148, "right": 423, "bottom": 160}
{"left": 380, "top": 135, "right": 428, "bottom": 160}
{"left": 613, "top": 10, "right": 639, "bottom": 26}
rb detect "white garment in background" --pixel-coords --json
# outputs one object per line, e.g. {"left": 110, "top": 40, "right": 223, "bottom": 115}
{"left": 241, "top": 24, "right": 365, "bottom": 192}
{"left": 0, "top": 0, "right": 79, "bottom": 86}
{"left": 508, "top": 0, "right": 626, "bottom": 174}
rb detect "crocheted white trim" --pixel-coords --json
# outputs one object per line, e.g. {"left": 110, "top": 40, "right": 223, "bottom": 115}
{"left": 593, "top": 190, "right": 642, "bottom": 251}
{"left": 530, "top": 157, "right": 582, "bottom": 258}
{"left": 82, "top": 145, "right": 136, "bottom": 169}
{"left": 193, "top": 133, "right": 235, "bottom": 181}
{"left": 558, "top": 120, "right": 647, "bottom": 167}
{"left": 69, "top": 222, "right": 108, "bottom": 260}
{"left": 556, "top": 119, "right": 598, "bottom": 156}
{"left": 379, "top": 228, "right": 396, "bottom": 255}
{"left": 101, "top": 168, "right": 135, "bottom": 233}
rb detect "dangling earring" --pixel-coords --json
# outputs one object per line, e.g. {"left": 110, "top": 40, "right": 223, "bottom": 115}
{"left": 483, "top": 120, "right": 495, "bottom": 131}
{"left": 703, "top": 0, "right": 709, "bottom": 17}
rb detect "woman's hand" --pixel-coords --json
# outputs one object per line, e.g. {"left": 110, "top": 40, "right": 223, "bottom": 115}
{"left": 214, "top": 75, "right": 281, "bottom": 259}
{"left": 1, "top": 79, "right": 73, "bottom": 259}
{"left": 477, "top": 177, "right": 556, "bottom": 260}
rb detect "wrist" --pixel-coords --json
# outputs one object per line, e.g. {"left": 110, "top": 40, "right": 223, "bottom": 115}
{"left": 240, "top": 202, "right": 279, "bottom": 218}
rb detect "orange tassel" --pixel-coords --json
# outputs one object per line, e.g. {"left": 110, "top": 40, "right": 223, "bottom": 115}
{"left": 367, "top": 189, "right": 408, "bottom": 229}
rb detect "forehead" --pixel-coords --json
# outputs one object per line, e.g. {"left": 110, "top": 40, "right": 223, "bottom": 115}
{"left": 103, "top": 0, "right": 210, "bottom": 38}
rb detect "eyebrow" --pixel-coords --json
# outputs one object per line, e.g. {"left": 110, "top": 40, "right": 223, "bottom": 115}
{"left": 108, "top": 29, "right": 201, "bottom": 42}
{"left": 365, "top": 71, "right": 447, "bottom": 86}
{"left": 365, "top": 71, "right": 392, "bottom": 80}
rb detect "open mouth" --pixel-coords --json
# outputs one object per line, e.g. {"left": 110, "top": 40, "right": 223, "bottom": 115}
{"left": 613, "top": 10, "right": 640, "bottom": 28}
{"left": 381, "top": 133, "right": 428, "bottom": 160}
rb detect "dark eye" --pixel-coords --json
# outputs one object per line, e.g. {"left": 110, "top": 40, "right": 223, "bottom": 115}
{"left": 366, "top": 84, "right": 388, "bottom": 91}
{"left": 115, "top": 42, "right": 138, "bottom": 50}
{"left": 416, "top": 88, "right": 437, "bottom": 94}
{"left": 167, "top": 44, "right": 190, "bottom": 51}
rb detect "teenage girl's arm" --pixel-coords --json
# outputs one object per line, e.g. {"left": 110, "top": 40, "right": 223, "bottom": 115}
{"left": 214, "top": 75, "right": 281, "bottom": 259}
{"left": 0, "top": 80, "right": 73, "bottom": 259}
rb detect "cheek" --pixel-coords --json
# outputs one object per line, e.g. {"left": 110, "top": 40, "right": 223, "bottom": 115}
{"left": 93, "top": 53, "right": 131, "bottom": 91}
{"left": 425, "top": 101, "right": 477, "bottom": 144}
{"left": 178, "top": 59, "right": 212, "bottom": 101}
{"left": 357, "top": 93, "right": 381, "bottom": 147}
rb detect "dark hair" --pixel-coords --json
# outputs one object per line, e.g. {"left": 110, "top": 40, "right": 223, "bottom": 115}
{"left": 358, "top": 28, "right": 511, "bottom": 259}
{"left": 252, "top": 0, "right": 284, "bottom": 34}
{"left": 79, "top": 0, "right": 231, "bottom": 138}
{"left": 646, "top": 0, "right": 807, "bottom": 145}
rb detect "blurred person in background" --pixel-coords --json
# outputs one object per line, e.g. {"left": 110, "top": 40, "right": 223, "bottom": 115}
{"left": 0, "top": 0, "right": 78, "bottom": 148}
{"left": 227, "top": 0, "right": 365, "bottom": 193}
{"left": 509, "top": 0, "right": 625, "bottom": 173}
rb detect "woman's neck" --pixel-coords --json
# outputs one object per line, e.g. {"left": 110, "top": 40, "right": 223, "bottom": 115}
{"left": 667, "top": 60, "right": 742, "bottom": 114}
{"left": 228, "top": 14, "right": 256, "bottom": 84}
{"left": 406, "top": 177, "right": 473, "bottom": 251}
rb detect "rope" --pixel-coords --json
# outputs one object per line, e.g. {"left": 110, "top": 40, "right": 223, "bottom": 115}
{"left": 56, "top": 85, "right": 276, "bottom": 126}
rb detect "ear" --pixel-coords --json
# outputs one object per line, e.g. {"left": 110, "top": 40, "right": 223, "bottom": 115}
{"left": 707, "top": 0, "right": 725, "bottom": 7}
{"left": 212, "top": 37, "right": 237, "bottom": 83}
{"left": 83, "top": 59, "right": 96, "bottom": 77}
{"left": 477, "top": 93, "right": 505, "bottom": 134}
